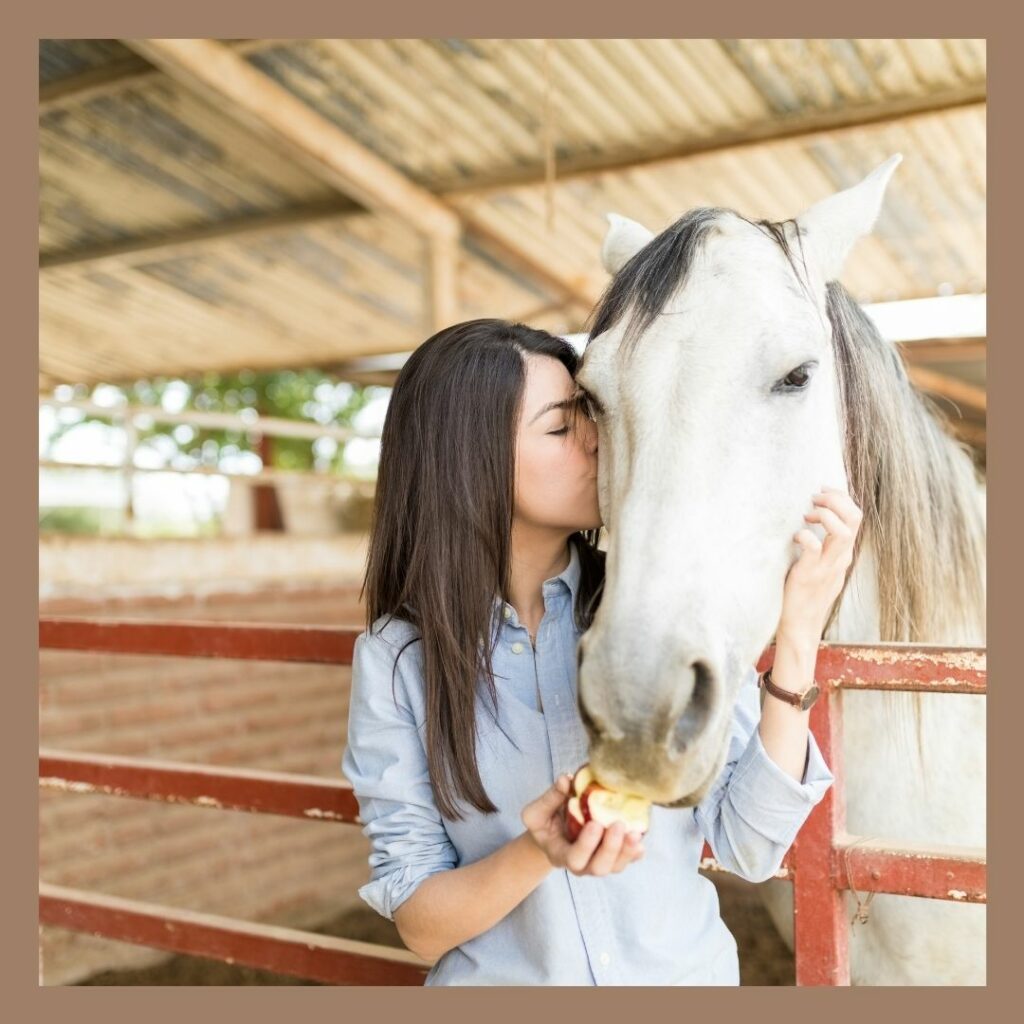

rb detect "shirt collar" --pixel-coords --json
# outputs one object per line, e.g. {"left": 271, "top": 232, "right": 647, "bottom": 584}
{"left": 492, "top": 539, "right": 583, "bottom": 621}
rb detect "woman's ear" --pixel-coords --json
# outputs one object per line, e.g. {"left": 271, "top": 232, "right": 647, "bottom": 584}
{"left": 601, "top": 213, "right": 655, "bottom": 275}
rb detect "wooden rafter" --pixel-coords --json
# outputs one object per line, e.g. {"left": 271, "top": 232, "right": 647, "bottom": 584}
{"left": 907, "top": 364, "right": 986, "bottom": 414}
{"left": 39, "top": 200, "right": 358, "bottom": 272}
{"left": 120, "top": 38, "right": 599, "bottom": 311}
{"left": 123, "top": 39, "right": 461, "bottom": 242}
{"left": 446, "top": 92, "right": 986, "bottom": 198}
{"left": 896, "top": 337, "right": 986, "bottom": 364}
{"left": 39, "top": 39, "right": 290, "bottom": 113}
{"left": 42, "top": 39, "right": 983, "bottom": 195}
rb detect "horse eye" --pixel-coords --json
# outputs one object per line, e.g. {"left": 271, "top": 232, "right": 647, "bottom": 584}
{"left": 780, "top": 363, "right": 815, "bottom": 390}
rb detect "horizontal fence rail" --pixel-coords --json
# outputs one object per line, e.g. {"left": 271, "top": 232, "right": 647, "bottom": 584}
{"left": 39, "top": 883, "right": 429, "bottom": 985}
{"left": 39, "top": 617, "right": 359, "bottom": 664}
{"left": 39, "top": 617, "right": 986, "bottom": 985}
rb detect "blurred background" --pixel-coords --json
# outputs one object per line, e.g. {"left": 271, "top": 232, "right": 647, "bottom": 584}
{"left": 39, "top": 38, "right": 985, "bottom": 985}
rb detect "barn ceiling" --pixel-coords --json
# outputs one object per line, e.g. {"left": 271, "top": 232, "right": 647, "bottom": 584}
{"left": 38, "top": 38, "right": 986, "bottom": 455}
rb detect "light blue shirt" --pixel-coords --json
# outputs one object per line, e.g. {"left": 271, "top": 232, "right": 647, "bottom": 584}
{"left": 340, "top": 541, "right": 834, "bottom": 985}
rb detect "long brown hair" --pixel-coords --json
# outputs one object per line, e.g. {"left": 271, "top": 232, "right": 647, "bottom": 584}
{"left": 362, "top": 319, "right": 606, "bottom": 821}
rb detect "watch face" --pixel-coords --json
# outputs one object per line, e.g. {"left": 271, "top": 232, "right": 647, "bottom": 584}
{"left": 799, "top": 684, "right": 821, "bottom": 711}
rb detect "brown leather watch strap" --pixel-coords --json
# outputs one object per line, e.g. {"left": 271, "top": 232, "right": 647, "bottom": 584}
{"left": 758, "top": 665, "right": 821, "bottom": 711}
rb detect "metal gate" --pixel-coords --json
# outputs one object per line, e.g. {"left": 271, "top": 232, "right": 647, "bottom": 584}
{"left": 39, "top": 616, "right": 986, "bottom": 985}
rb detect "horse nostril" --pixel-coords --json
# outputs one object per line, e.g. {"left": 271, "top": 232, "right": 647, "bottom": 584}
{"left": 669, "top": 659, "right": 716, "bottom": 752}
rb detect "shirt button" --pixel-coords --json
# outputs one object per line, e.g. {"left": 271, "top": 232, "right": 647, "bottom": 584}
{"left": 511, "top": 642, "right": 524, "bottom": 654}
{"left": 503, "top": 606, "right": 512, "bottom": 619}
{"left": 599, "top": 952, "right": 611, "bottom": 966}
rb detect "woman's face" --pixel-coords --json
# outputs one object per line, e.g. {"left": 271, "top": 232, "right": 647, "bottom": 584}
{"left": 514, "top": 354, "right": 601, "bottom": 534}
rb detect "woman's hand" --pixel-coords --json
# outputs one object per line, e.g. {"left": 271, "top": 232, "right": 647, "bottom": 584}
{"left": 521, "top": 774, "right": 645, "bottom": 877}
{"left": 778, "top": 486, "right": 864, "bottom": 646}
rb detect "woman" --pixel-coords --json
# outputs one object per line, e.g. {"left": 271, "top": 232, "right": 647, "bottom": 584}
{"left": 341, "top": 318, "right": 856, "bottom": 985}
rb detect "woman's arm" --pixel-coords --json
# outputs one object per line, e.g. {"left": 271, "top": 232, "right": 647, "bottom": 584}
{"left": 396, "top": 773, "right": 643, "bottom": 962}
{"left": 692, "top": 664, "right": 833, "bottom": 883}
{"left": 759, "top": 484, "right": 863, "bottom": 780}
{"left": 394, "top": 830, "right": 552, "bottom": 962}
{"left": 756, "top": 634, "right": 818, "bottom": 782}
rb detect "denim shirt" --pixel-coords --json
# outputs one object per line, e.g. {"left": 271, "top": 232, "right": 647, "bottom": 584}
{"left": 340, "top": 541, "right": 834, "bottom": 985}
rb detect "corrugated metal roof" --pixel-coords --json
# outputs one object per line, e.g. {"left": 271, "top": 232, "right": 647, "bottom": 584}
{"left": 39, "top": 36, "right": 986, "bottom": 459}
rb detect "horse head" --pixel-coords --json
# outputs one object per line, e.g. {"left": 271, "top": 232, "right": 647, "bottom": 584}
{"left": 575, "top": 155, "right": 903, "bottom": 806}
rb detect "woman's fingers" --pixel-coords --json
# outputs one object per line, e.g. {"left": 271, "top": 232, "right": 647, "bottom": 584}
{"left": 586, "top": 821, "right": 627, "bottom": 876}
{"left": 804, "top": 505, "right": 850, "bottom": 561}
{"left": 807, "top": 495, "right": 857, "bottom": 565}
{"left": 565, "top": 820, "right": 606, "bottom": 874}
{"left": 522, "top": 775, "right": 572, "bottom": 831}
{"left": 614, "top": 832, "right": 646, "bottom": 871}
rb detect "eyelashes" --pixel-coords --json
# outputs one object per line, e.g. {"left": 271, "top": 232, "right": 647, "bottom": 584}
{"left": 571, "top": 385, "right": 604, "bottom": 420}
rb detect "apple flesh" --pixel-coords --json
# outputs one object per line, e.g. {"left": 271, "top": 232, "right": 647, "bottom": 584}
{"left": 564, "top": 763, "right": 651, "bottom": 842}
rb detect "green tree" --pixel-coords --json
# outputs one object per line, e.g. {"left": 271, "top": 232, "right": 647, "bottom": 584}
{"left": 42, "top": 368, "right": 387, "bottom": 475}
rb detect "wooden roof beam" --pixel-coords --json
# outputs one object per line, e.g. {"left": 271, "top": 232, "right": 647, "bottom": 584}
{"left": 123, "top": 39, "right": 461, "bottom": 243}
{"left": 39, "top": 39, "right": 289, "bottom": 113}
{"left": 446, "top": 91, "right": 987, "bottom": 198}
{"left": 907, "top": 364, "right": 986, "bottom": 414}
{"left": 121, "top": 38, "right": 598, "bottom": 310}
{"left": 39, "top": 200, "right": 358, "bottom": 273}
{"left": 895, "top": 337, "right": 986, "bottom": 363}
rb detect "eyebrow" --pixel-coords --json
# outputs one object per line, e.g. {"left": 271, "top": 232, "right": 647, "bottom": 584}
{"left": 528, "top": 398, "right": 576, "bottom": 425}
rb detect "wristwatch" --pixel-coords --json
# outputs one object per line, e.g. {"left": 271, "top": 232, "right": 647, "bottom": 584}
{"left": 758, "top": 665, "right": 821, "bottom": 711}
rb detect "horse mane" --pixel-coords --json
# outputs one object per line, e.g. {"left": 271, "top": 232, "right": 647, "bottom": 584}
{"left": 586, "top": 207, "right": 987, "bottom": 762}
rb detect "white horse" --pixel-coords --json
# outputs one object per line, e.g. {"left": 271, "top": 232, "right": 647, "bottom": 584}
{"left": 574, "top": 155, "right": 986, "bottom": 985}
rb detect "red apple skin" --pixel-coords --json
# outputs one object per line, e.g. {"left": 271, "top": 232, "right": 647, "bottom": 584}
{"left": 579, "top": 781, "right": 600, "bottom": 821}
{"left": 564, "top": 763, "right": 651, "bottom": 842}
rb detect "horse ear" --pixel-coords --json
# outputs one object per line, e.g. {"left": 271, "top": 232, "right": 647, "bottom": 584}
{"left": 794, "top": 154, "right": 903, "bottom": 283}
{"left": 601, "top": 213, "right": 655, "bottom": 275}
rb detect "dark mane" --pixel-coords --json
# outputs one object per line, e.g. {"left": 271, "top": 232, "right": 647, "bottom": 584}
{"left": 584, "top": 207, "right": 814, "bottom": 354}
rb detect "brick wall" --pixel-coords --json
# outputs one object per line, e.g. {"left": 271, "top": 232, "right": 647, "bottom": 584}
{"left": 40, "top": 541, "right": 380, "bottom": 985}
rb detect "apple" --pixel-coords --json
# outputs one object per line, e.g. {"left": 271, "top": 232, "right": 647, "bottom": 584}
{"left": 564, "top": 763, "right": 651, "bottom": 842}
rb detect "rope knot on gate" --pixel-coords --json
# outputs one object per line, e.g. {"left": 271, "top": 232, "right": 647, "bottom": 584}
{"left": 843, "top": 834, "right": 881, "bottom": 925}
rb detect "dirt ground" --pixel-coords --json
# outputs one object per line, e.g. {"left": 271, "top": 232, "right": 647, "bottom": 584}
{"left": 75, "top": 870, "right": 793, "bottom": 987}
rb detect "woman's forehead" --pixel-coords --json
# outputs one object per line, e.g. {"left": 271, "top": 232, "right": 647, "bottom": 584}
{"left": 525, "top": 353, "right": 573, "bottom": 393}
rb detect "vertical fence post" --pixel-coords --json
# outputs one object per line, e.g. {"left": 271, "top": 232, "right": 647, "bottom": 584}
{"left": 122, "top": 411, "right": 137, "bottom": 535}
{"left": 792, "top": 675, "right": 850, "bottom": 985}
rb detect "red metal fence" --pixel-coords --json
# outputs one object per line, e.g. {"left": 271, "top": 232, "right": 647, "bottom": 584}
{"left": 38, "top": 616, "right": 986, "bottom": 986}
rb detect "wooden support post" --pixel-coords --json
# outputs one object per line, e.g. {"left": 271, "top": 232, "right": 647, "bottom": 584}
{"left": 253, "top": 434, "right": 285, "bottom": 532}
{"left": 122, "top": 413, "right": 137, "bottom": 534}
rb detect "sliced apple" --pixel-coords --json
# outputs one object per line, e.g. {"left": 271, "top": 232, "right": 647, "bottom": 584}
{"left": 565, "top": 796, "right": 586, "bottom": 842}
{"left": 563, "top": 762, "right": 651, "bottom": 842}
{"left": 580, "top": 783, "right": 651, "bottom": 834}
{"left": 572, "top": 764, "right": 595, "bottom": 796}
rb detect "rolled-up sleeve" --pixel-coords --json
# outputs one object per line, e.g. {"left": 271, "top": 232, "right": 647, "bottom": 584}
{"left": 341, "top": 631, "right": 459, "bottom": 921}
{"left": 693, "top": 664, "right": 834, "bottom": 883}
